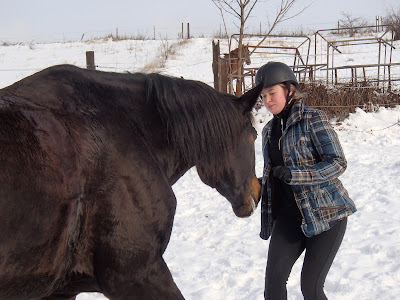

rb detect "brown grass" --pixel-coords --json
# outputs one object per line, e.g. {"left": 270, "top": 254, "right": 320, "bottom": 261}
{"left": 255, "top": 83, "right": 400, "bottom": 120}
{"left": 298, "top": 83, "right": 400, "bottom": 120}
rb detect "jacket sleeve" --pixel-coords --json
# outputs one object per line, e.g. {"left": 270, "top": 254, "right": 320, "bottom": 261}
{"left": 288, "top": 109, "right": 347, "bottom": 185}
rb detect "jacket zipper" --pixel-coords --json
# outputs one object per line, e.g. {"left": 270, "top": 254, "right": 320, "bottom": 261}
{"left": 280, "top": 117, "right": 306, "bottom": 225}
{"left": 278, "top": 118, "right": 283, "bottom": 150}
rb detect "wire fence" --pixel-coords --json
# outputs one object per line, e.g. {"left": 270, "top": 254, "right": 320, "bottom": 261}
{"left": 336, "top": 119, "right": 400, "bottom": 133}
{"left": 218, "top": 28, "right": 400, "bottom": 97}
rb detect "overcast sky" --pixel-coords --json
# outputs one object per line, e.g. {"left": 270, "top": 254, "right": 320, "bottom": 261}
{"left": 0, "top": 0, "right": 399, "bottom": 43}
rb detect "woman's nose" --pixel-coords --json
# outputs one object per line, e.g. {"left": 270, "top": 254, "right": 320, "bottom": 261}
{"left": 263, "top": 95, "right": 270, "bottom": 104}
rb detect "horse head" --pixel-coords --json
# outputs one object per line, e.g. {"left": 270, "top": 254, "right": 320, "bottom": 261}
{"left": 145, "top": 73, "right": 262, "bottom": 217}
{"left": 197, "top": 83, "right": 262, "bottom": 217}
{"left": 242, "top": 44, "right": 251, "bottom": 65}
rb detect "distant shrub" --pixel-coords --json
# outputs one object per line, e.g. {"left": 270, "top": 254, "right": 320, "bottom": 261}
{"left": 338, "top": 12, "right": 369, "bottom": 37}
{"left": 86, "top": 32, "right": 151, "bottom": 42}
{"left": 1, "top": 41, "right": 19, "bottom": 46}
{"left": 273, "top": 28, "right": 313, "bottom": 37}
{"left": 142, "top": 38, "right": 191, "bottom": 72}
{"left": 384, "top": 7, "right": 400, "bottom": 40}
{"left": 298, "top": 83, "right": 400, "bottom": 120}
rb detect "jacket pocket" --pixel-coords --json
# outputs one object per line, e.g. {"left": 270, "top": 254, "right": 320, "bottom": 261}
{"left": 307, "top": 187, "right": 347, "bottom": 221}
{"left": 292, "top": 136, "right": 316, "bottom": 166}
{"left": 312, "top": 205, "right": 347, "bottom": 221}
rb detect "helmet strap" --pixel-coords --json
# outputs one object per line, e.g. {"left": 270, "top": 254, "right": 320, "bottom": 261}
{"left": 284, "top": 81, "right": 294, "bottom": 108}
{"left": 275, "top": 82, "right": 295, "bottom": 118}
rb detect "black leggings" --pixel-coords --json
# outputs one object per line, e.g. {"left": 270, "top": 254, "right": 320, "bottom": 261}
{"left": 264, "top": 215, "right": 347, "bottom": 300}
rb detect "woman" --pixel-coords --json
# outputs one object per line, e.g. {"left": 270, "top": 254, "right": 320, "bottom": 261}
{"left": 256, "top": 62, "right": 356, "bottom": 300}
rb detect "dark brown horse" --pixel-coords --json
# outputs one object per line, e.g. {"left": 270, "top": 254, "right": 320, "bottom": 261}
{"left": 0, "top": 65, "right": 262, "bottom": 300}
{"left": 223, "top": 44, "right": 251, "bottom": 95}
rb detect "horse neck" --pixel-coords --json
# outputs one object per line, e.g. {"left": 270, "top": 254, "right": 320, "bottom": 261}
{"left": 150, "top": 134, "right": 192, "bottom": 185}
{"left": 142, "top": 74, "right": 242, "bottom": 186}
{"left": 137, "top": 114, "right": 191, "bottom": 186}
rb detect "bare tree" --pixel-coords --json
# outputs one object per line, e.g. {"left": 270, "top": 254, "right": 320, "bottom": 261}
{"left": 339, "top": 12, "right": 368, "bottom": 36}
{"left": 212, "top": 0, "right": 308, "bottom": 95}
{"left": 384, "top": 6, "right": 400, "bottom": 40}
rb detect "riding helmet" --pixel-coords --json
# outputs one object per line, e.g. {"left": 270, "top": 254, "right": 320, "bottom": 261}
{"left": 255, "top": 61, "right": 298, "bottom": 88}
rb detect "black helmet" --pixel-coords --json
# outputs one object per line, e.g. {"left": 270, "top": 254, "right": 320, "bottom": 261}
{"left": 255, "top": 62, "right": 298, "bottom": 88}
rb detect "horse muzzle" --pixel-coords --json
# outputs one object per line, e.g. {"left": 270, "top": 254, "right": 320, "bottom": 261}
{"left": 232, "top": 175, "right": 261, "bottom": 218}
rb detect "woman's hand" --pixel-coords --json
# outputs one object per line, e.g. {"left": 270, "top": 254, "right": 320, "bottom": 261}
{"left": 272, "top": 166, "right": 291, "bottom": 183}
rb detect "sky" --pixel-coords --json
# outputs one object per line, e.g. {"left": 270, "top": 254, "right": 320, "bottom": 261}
{"left": 0, "top": 0, "right": 399, "bottom": 43}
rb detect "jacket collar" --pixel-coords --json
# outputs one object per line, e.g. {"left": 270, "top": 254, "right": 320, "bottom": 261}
{"left": 285, "top": 98, "right": 305, "bottom": 129}
{"left": 262, "top": 98, "right": 305, "bottom": 145}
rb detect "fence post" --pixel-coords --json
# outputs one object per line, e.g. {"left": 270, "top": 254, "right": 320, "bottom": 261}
{"left": 212, "top": 40, "right": 220, "bottom": 90}
{"left": 363, "top": 67, "right": 367, "bottom": 85}
{"left": 218, "top": 58, "right": 228, "bottom": 93}
{"left": 334, "top": 69, "right": 338, "bottom": 85}
{"left": 187, "top": 23, "right": 190, "bottom": 39}
{"left": 86, "top": 51, "right": 96, "bottom": 70}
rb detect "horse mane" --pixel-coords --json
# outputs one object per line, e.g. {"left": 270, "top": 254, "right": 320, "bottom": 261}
{"left": 145, "top": 73, "right": 248, "bottom": 171}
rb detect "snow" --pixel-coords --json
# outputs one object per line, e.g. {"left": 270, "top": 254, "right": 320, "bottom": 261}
{"left": 1, "top": 36, "right": 400, "bottom": 300}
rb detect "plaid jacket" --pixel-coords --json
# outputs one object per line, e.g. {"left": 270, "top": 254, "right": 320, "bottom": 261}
{"left": 260, "top": 99, "right": 356, "bottom": 239}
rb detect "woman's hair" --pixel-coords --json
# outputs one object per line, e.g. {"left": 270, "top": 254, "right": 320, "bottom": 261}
{"left": 279, "top": 83, "right": 305, "bottom": 100}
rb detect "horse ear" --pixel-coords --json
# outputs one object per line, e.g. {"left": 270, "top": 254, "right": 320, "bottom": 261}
{"left": 238, "top": 82, "right": 263, "bottom": 113}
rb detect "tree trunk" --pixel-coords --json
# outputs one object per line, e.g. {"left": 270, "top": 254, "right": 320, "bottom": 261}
{"left": 235, "top": 3, "right": 246, "bottom": 96}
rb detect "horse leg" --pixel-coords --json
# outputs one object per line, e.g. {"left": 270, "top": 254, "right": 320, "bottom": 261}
{"left": 90, "top": 176, "right": 183, "bottom": 299}
{"left": 128, "top": 256, "right": 184, "bottom": 300}
{"left": 96, "top": 252, "right": 184, "bottom": 300}
{"left": 147, "top": 258, "right": 185, "bottom": 299}
{"left": 93, "top": 207, "right": 184, "bottom": 300}
{"left": 92, "top": 213, "right": 185, "bottom": 299}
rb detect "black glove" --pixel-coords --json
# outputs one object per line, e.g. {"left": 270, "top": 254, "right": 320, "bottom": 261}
{"left": 272, "top": 166, "right": 291, "bottom": 183}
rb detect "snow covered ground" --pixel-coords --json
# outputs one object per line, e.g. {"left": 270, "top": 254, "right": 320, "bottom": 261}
{"left": 1, "top": 37, "right": 400, "bottom": 299}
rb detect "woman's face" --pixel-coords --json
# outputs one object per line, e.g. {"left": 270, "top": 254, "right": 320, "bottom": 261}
{"left": 260, "top": 84, "right": 288, "bottom": 115}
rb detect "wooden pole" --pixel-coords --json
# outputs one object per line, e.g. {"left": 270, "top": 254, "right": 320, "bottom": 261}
{"left": 334, "top": 69, "right": 338, "bottom": 85}
{"left": 187, "top": 23, "right": 190, "bottom": 39}
{"left": 363, "top": 67, "right": 367, "bottom": 85}
{"left": 212, "top": 40, "right": 220, "bottom": 90}
{"left": 218, "top": 58, "right": 228, "bottom": 93}
{"left": 86, "top": 51, "right": 95, "bottom": 70}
